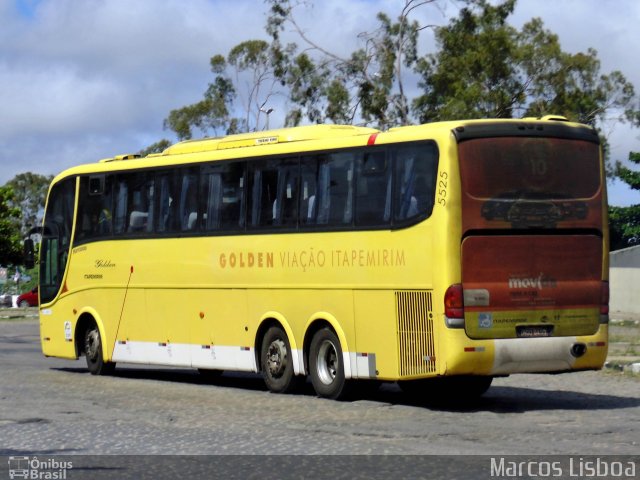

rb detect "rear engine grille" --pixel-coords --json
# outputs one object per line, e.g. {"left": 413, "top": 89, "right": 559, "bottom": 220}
{"left": 395, "top": 290, "right": 436, "bottom": 377}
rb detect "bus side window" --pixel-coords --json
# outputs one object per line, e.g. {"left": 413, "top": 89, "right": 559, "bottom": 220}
{"left": 300, "top": 156, "right": 319, "bottom": 225}
{"left": 311, "top": 153, "right": 354, "bottom": 226}
{"left": 393, "top": 143, "right": 438, "bottom": 222}
{"left": 355, "top": 151, "right": 390, "bottom": 226}
{"left": 156, "top": 173, "right": 178, "bottom": 233}
{"left": 113, "top": 178, "right": 129, "bottom": 235}
{"left": 301, "top": 153, "right": 354, "bottom": 227}
{"left": 249, "top": 159, "right": 279, "bottom": 228}
{"left": 178, "top": 169, "right": 199, "bottom": 232}
{"left": 75, "top": 175, "right": 113, "bottom": 242}
{"left": 273, "top": 159, "right": 299, "bottom": 227}
{"left": 204, "top": 161, "right": 245, "bottom": 232}
{"left": 201, "top": 169, "right": 221, "bottom": 231}
{"left": 126, "top": 173, "right": 155, "bottom": 234}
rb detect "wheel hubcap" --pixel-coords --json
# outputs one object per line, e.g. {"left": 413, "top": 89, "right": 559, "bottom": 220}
{"left": 267, "top": 339, "right": 287, "bottom": 378}
{"left": 316, "top": 339, "right": 338, "bottom": 385}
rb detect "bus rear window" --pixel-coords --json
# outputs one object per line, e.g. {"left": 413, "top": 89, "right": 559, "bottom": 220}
{"left": 458, "top": 137, "right": 602, "bottom": 230}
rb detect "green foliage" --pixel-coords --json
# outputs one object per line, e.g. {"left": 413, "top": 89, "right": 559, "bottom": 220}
{"left": 137, "top": 139, "right": 171, "bottom": 157}
{"left": 609, "top": 151, "right": 640, "bottom": 250}
{"left": 164, "top": 56, "right": 238, "bottom": 139}
{"left": 413, "top": 0, "right": 636, "bottom": 135}
{"left": 161, "top": 0, "right": 639, "bottom": 180}
{"left": 414, "top": 0, "right": 520, "bottom": 121}
{"left": 616, "top": 152, "right": 640, "bottom": 191}
{"left": 0, "top": 185, "right": 23, "bottom": 266}
{"left": 5, "top": 172, "right": 52, "bottom": 236}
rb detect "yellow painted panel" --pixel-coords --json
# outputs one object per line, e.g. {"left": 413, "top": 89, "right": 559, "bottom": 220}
{"left": 353, "top": 290, "right": 398, "bottom": 379}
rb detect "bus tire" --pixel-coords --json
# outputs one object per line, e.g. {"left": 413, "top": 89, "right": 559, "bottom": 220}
{"left": 309, "top": 328, "right": 349, "bottom": 400}
{"left": 261, "top": 326, "right": 300, "bottom": 393}
{"left": 85, "top": 323, "right": 115, "bottom": 376}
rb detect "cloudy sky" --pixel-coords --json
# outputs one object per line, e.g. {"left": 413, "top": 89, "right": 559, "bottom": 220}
{"left": 1, "top": 0, "right": 638, "bottom": 205}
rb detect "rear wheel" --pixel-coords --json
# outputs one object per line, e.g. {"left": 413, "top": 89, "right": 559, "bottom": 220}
{"left": 261, "top": 326, "right": 301, "bottom": 393}
{"left": 309, "top": 328, "right": 349, "bottom": 399}
{"left": 85, "top": 324, "right": 115, "bottom": 375}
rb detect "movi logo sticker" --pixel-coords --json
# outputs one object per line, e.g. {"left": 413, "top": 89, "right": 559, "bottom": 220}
{"left": 508, "top": 273, "right": 557, "bottom": 290}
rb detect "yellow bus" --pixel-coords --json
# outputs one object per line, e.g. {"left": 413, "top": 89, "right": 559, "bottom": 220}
{"left": 32, "top": 118, "right": 609, "bottom": 399}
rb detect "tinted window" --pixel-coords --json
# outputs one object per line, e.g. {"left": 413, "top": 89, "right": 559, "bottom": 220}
{"left": 156, "top": 172, "right": 179, "bottom": 233}
{"left": 302, "top": 152, "right": 354, "bottom": 226}
{"left": 201, "top": 162, "right": 245, "bottom": 231}
{"left": 72, "top": 140, "right": 439, "bottom": 244}
{"left": 76, "top": 175, "right": 113, "bottom": 241}
{"left": 178, "top": 169, "right": 199, "bottom": 232}
{"left": 393, "top": 143, "right": 438, "bottom": 222}
{"left": 355, "top": 151, "right": 391, "bottom": 226}
{"left": 113, "top": 172, "right": 155, "bottom": 235}
{"left": 40, "top": 177, "right": 75, "bottom": 304}
{"left": 459, "top": 137, "right": 600, "bottom": 199}
{"left": 249, "top": 159, "right": 279, "bottom": 228}
{"left": 273, "top": 159, "right": 299, "bottom": 227}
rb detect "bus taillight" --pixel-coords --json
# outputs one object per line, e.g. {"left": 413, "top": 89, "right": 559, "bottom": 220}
{"left": 445, "top": 283, "right": 465, "bottom": 327}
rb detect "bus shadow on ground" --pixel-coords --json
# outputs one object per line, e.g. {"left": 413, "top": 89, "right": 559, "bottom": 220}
{"left": 373, "top": 384, "right": 640, "bottom": 413}
{"left": 54, "top": 366, "right": 640, "bottom": 413}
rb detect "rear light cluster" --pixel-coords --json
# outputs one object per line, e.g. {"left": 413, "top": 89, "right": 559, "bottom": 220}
{"left": 600, "top": 281, "right": 609, "bottom": 323}
{"left": 444, "top": 281, "right": 610, "bottom": 326}
{"left": 600, "top": 281, "right": 609, "bottom": 314}
{"left": 444, "top": 284, "right": 465, "bottom": 328}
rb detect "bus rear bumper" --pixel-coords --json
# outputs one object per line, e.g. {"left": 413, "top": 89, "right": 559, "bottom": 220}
{"left": 491, "top": 325, "right": 608, "bottom": 375}
{"left": 444, "top": 325, "right": 608, "bottom": 376}
{"left": 491, "top": 337, "right": 579, "bottom": 375}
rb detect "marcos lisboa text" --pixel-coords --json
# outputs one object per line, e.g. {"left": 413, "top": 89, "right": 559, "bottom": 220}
{"left": 7, "top": 457, "right": 72, "bottom": 479}
{"left": 490, "top": 457, "right": 636, "bottom": 478}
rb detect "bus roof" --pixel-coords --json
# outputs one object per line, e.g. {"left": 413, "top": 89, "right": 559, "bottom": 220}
{"left": 52, "top": 117, "right": 596, "bottom": 182}
{"left": 163, "top": 124, "right": 379, "bottom": 155}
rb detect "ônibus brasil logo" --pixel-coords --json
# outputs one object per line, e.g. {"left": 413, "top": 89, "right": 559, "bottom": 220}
{"left": 8, "top": 456, "right": 72, "bottom": 479}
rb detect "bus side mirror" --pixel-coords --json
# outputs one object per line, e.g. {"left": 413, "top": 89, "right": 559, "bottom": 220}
{"left": 24, "top": 239, "right": 35, "bottom": 270}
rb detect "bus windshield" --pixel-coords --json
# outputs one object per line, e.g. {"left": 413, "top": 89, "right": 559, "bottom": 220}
{"left": 40, "top": 177, "right": 75, "bottom": 304}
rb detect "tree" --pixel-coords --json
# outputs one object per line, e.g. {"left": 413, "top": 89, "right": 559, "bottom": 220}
{"left": 5, "top": 172, "right": 53, "bottom": 236}
{"left": 161, "top": 0, "right": 638, "bottom": 167}
{"left": 413, "top": 0, "right": 636, "bottom": 135}
{"left": 138, "top": 139, "right": 171, "bottom": 156}
{"left": 164, "top": 55, "right": 238, "bottom": 140}
{"left": 266, "top": 0, "right": 434, "bottom": 129}
{"left": 609, "top": 151, "right": 640, "bottom": 250}
{"left": 0, "top": 185, "right": 23, "bottom": 266}
{"left": 164, "top": 42, "right": 284, "bottom": 139}
{"left": 414, "top": 0, "right": 522, "bottom": 121}
{"left": 518, "top": 22, "right": 636, "bottom": 128}
{"left": 162, "top": 0, "right": 437, "bottom": 137}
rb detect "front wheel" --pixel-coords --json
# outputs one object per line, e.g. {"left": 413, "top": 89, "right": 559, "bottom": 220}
{"left": 309, "top": 328, "right": 349, "bottom": 400}
{"left": 85, "top": 324, "right": 115, "bottom": 375}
